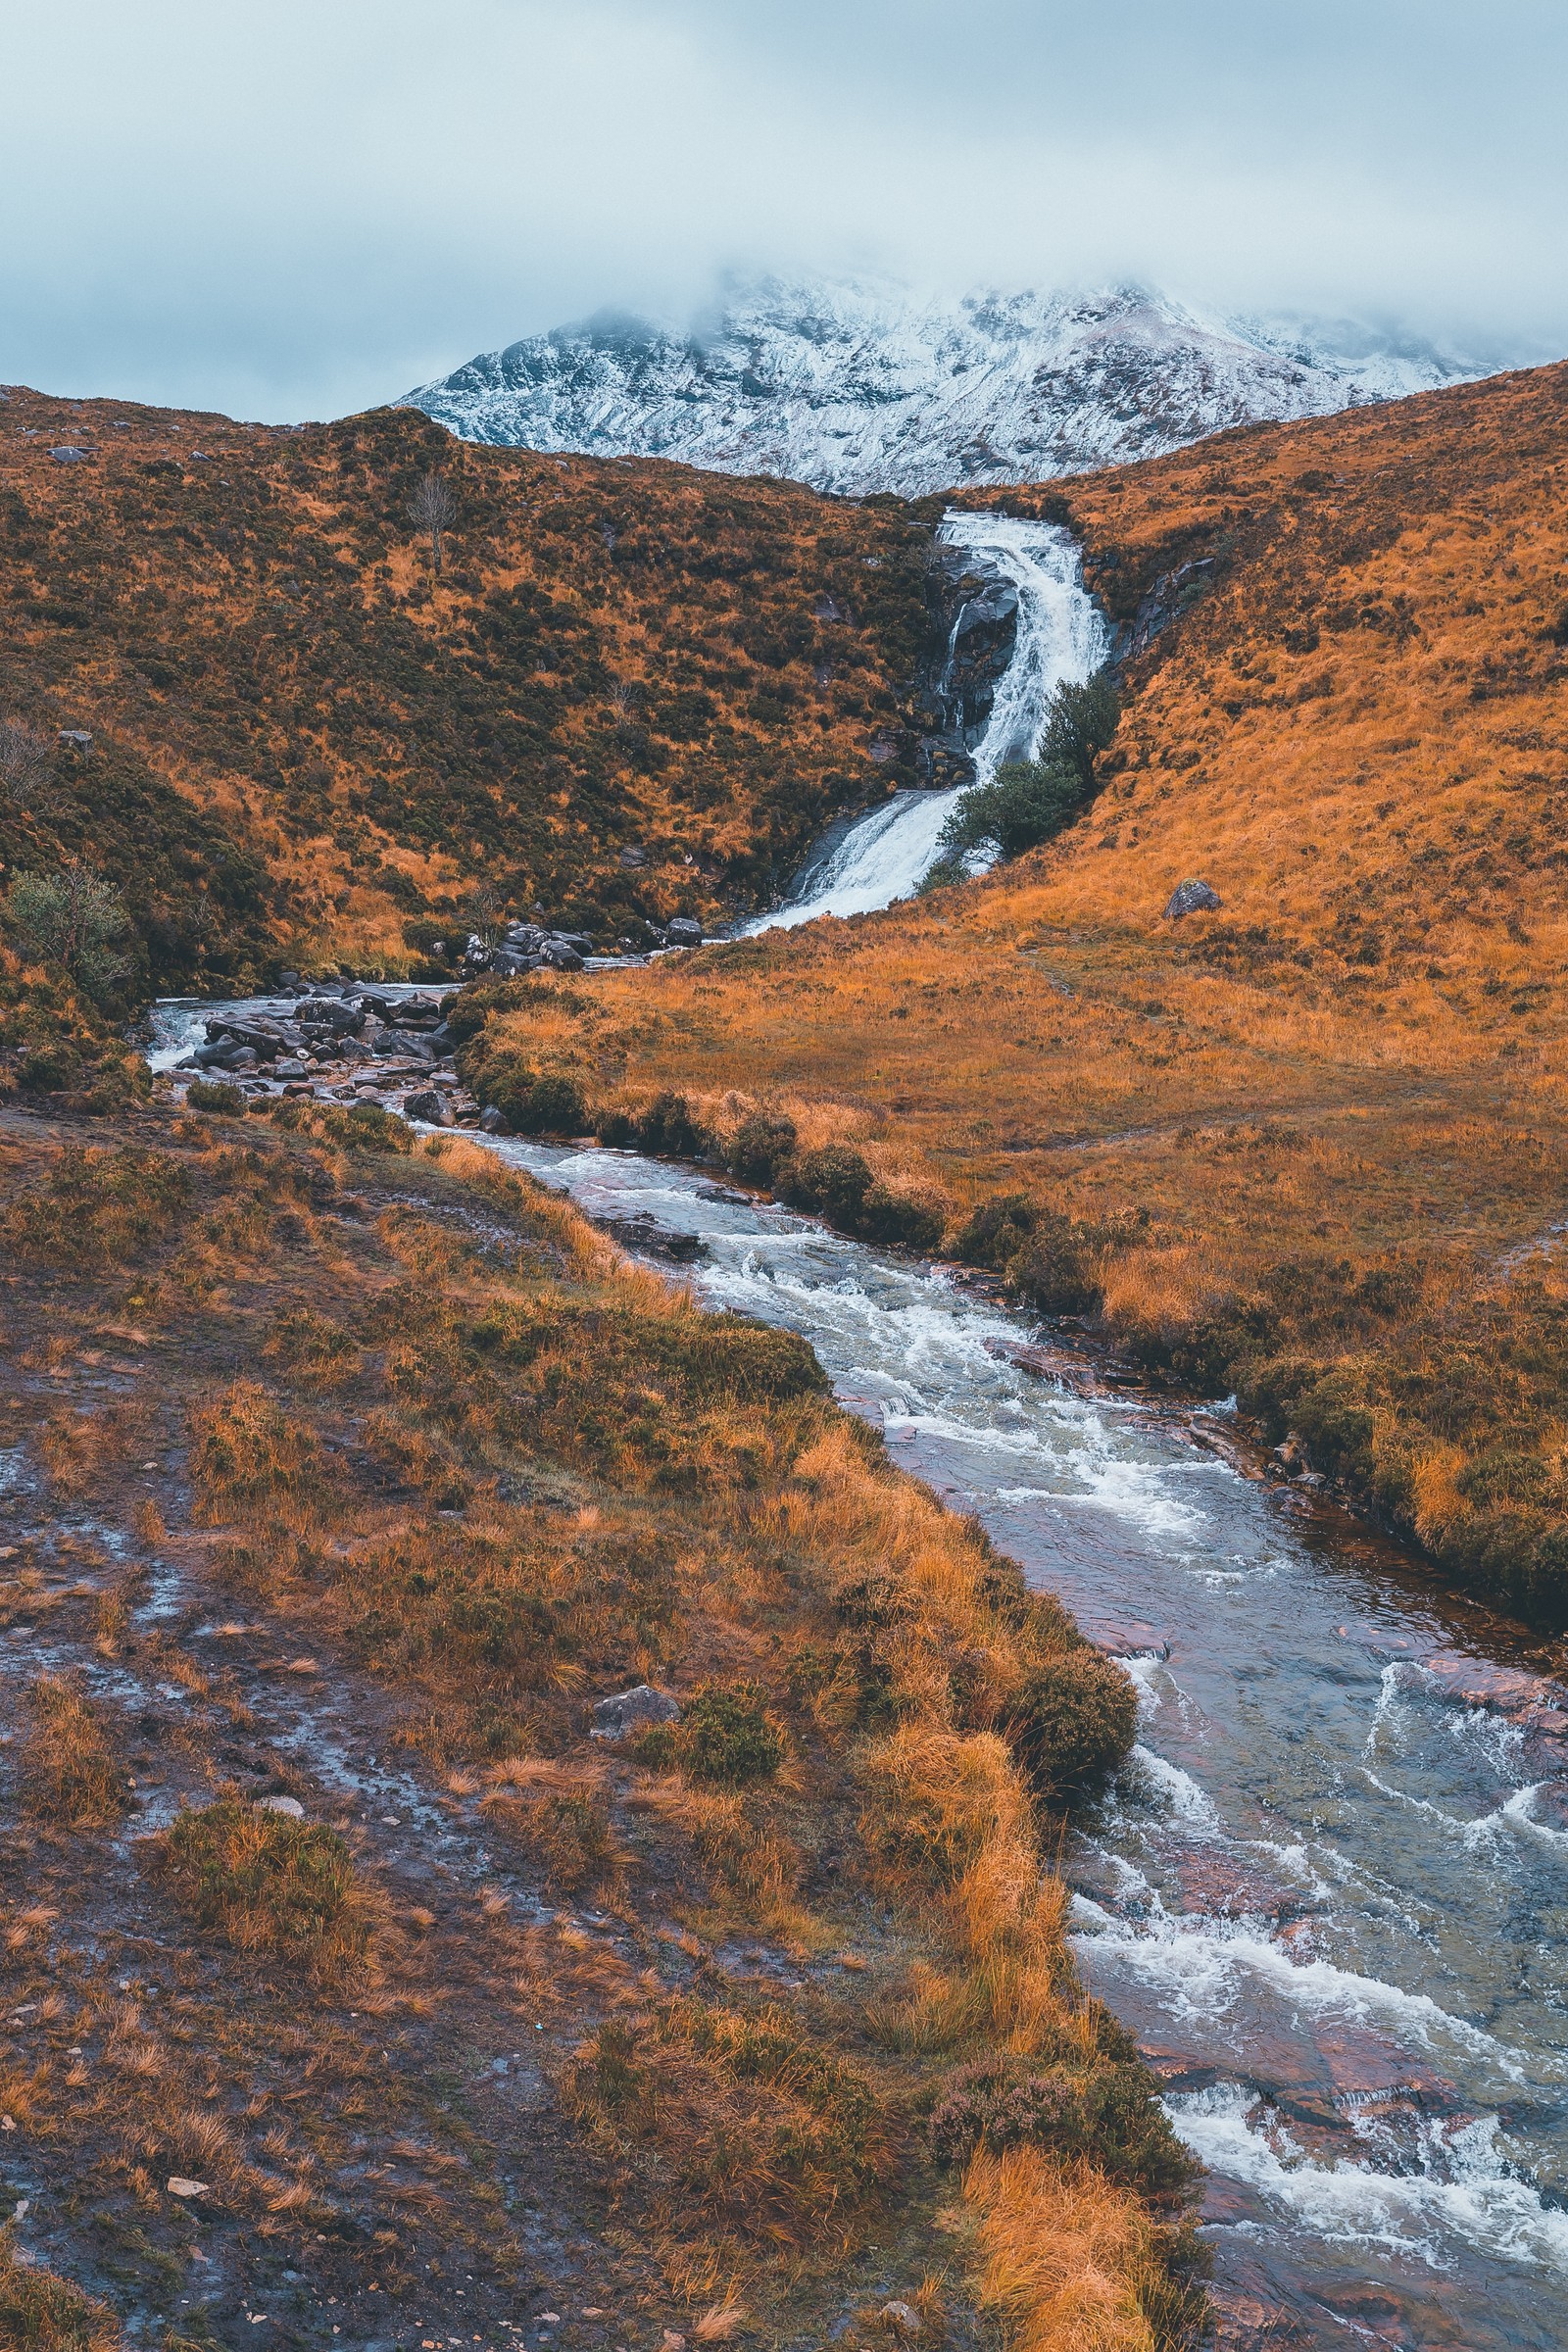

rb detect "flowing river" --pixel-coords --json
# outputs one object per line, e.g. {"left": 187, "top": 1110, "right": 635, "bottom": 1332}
{"left": 143, "top": 507, "right": 1568, "bottom": 2344}
{"left": 459, "top": 1147, "right": 1568, "bottom": 2351}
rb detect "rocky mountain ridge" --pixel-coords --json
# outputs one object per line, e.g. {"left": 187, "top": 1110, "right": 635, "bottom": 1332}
{"left": 404, "top": 276, "right": 1501, "bottom": 497}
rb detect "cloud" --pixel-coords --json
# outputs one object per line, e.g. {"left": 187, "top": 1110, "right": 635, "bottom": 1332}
{"left": 3, "top": 0, "right": 1563, "bottom": 418}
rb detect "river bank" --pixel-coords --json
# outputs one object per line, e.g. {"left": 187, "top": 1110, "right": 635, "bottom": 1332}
{"left": 0, "top": 1097, "right": 1191, "bottom": 2352}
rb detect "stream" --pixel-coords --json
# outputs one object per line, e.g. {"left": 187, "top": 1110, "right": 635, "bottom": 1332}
{"left": 142, "top": 505, "right": 1568, "bottom": 2344}
{"left": 459, "top": 1145, "right": 1568, "bottom": 2351}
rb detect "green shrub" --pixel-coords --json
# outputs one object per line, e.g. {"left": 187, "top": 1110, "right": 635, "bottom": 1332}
{"left": 953, "top": 1193, "right": 1038, "bottom": 1268}
{"left": 186, "top": 1076, "right": 248, "bottom": 1115}
{"left": 940, "top": 757, "right": 1085, "bottom": 861}
{"left": 514, "top": 1071, "right": 587, "bottom": 1136}
{"left": 726, "top": 1110, "right": 798, "bottom": 1188}
{"left": 1, "top": 865, "right": 135, "bottom": 1008}
{"left": 1006, "top": 1651, "right": 1138, "bottom": 1798}
{"left": 930, "top": 2054, "right": 1196, "bottom": 2194}
{"left": 939, "top": 669, "right": 1121, "bottom": 864}
{"left": 666, "top": 1681, "right": 785, "bottom": 1787}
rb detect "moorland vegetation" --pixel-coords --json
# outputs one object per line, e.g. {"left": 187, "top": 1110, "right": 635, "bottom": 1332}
{"left": 0, "top": 383, "right": 934, "bottom": 988}
{"left": 0, "top": 1106, "right": 1197, "bottom": 2349}
{"left": 456, "top": 361, "right": 1568, "bottom": 1627}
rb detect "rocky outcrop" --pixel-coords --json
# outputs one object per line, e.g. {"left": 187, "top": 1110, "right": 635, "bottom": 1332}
{"left": 908, "top": 545, "right": 1020, "bottom": 787}
{"left": 1164, "top": 879, "right": 1222, "bottom": 919}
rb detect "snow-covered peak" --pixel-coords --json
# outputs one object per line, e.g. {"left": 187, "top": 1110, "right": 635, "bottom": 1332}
{"left": 401, "top": 276, "right": 1498, "bottom": 498}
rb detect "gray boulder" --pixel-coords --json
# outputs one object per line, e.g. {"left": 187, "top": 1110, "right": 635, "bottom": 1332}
{"left": 1163, "top": 878, "right": 1221, "bottom": 920}
{"left": 478, "top": 1105, "right": 509, "bottom": 1134}
{"left": 403, "top": 1089, "right": 451, "bottom": 1126}
{"left": 590, "top": 1685, "right": 680, "bottom": 1741}
{"left": 666, "top": 916, "right": 704, "bottom": 948}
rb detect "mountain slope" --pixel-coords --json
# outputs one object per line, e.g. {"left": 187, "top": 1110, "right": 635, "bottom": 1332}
{"left": 0, "top": 385, "right": 932, "bottom": 987}
{"left": 405, "top": 276, "right": 1494, "bottom": 497}
{"left": 459, "top": 358, "right": 1568, "bottom": 1625}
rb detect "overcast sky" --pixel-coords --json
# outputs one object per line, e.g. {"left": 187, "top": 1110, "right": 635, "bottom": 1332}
{"left": 6, "top": 0, "right": 1565, "bottom": 420}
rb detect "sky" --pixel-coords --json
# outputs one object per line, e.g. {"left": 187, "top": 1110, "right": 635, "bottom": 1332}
{"left": 5, "top": 0, "right": 1566, "bottom": 421}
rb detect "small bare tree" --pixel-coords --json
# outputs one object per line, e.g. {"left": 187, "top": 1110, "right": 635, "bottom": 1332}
{"left": 408, "top": 469, "right": 459, "bottom": 576}
{"left": 0, "top": 719, "right": 51, "bottom": 806}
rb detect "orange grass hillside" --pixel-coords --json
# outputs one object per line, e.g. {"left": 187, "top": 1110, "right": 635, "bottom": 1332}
{"left": 455, "top": 360, "right": 1568, "bottom": 1629}
{"left": 0, "top": 382, "right": 934, "bottom": 985}
{"left": 0, "top": 1102, "right": 1202, "bottom": 2350}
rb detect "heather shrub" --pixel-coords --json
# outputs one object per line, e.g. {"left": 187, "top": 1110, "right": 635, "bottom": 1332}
{"left": 0, "top": 1146, "right": 190, "bottom": 1266}
{"left": 0, "top": 2230, "right": 119, "bottom": 2352}
{"left": 952, "top": 1193, "right": 1038, "bottom": 1269}
{"left": 1007, "top": 1213, "right": 1101, "bottom": 1314}
{"left": 662, "top": 1681, "right": 785, "bottom": 1788}
{"left": 513, "top": 1071, "right": 587, "bottom": 1136}
{"left": 778, "top": 1142, "right": 873, "bottom": 1226}
{"left": 930, "top": 2054, "right": 1197, "bottom": 2195}
{"left": 635, "top": 1090, "right": 703, "bottom": 1157}
{"left": 570, "top": 1996, "right": 887, "bottom": 2236}
{"left": 1006, "top": 1652, "right": 1139, "bottom": 1799}
{"left": 725, "top": 1109, "right": 798, "bottom": 1188}
{"left": 186, "top": 1075, "right": 248, "bottom": 1115}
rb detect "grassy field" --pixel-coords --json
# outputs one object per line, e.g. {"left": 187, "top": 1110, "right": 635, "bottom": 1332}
{"left": 0, "top": 1100, "right": 1200, "bottom": 2350}
{"left": 456, "top": 361, "right": 1568, "bottom": 1627}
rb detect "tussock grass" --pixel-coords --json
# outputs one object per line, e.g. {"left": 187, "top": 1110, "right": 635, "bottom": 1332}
{"left": 0, "top": 1149, "right": 189, "bottom": 1268}
{"left": 161, "top": 1800, "right": 375, "bottom": 1980}
{"left": 570, "top": 1995, "right": 891, "bottom": 2243}
{"left": 0, "top": 2229, "right": 120, "bottom": 2351}
{"left": 20, "top": 1677, "right": 129, "bottom": 1828}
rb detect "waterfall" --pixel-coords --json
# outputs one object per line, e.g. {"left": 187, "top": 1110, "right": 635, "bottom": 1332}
{"left": 746, "top": 510, "right": 1107, "bottom": 934}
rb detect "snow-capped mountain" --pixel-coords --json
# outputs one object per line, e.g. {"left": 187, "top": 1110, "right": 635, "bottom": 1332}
{"left": 401, "top": 278, "right": 1496, "bottom": 497}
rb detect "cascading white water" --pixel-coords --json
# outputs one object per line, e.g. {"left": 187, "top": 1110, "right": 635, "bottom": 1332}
{"left": 747, "top": 510, "right": 1108, "bottom": 932}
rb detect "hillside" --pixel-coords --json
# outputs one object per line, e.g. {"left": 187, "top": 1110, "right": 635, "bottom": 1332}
{"left": 456, "top": 360, "right": 1568, "bottom": 1626}
{"left": 406, "top": 276, "right": 1489, "bottom": 497}
{"left": 0, "top": 1103, "right": 1196, "bottom": 2351}
{"left": 0, "top": 383, "right": 933, "bottom": 991}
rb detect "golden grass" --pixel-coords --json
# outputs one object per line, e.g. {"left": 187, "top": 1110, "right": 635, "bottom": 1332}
{"left": 20, "top": 1677, "right": 128, "bottom": 1828}
{"left": 0, "top": 381, "right": 931, "bottom": 973}
{"left": 0, "top": 1102, "right": 1188, "bottom": 2345}
{"left": 454, "top": 361, "right": 1568, "bottom": 1623}
{"left": 0, "top": 2228, "right": 121, "bottom": 2352}
{"left": 964, "top": 2144, "right": 1156, "bottom": 2352}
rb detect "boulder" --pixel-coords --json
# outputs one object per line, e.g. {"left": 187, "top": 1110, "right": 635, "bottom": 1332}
{"left": 403, "top": 1089, "right": 451, "bottom": 1126}
{"left": 540, "top": 943, "right": 583, "bottom": 972}
{"left": 273, "top": 1059, "right": 307, "bottom": 1080}
{"left": 1163, "top": 878, "right": 1221, "bottom": 919}
{"left": 256, "top": 1794, "right": 305, "bottom": 1819}
{"left": 478, "top": 1105, "right": 509, "bottom": 1134}
{"left": 665, "top": 916, "right": 704, "bottom": 948}
{"left": 294, "top": 998, "right": 364, "bottom": 1035}
{"left": 590, "top": 1685, "right": 680, "bottom": 1741}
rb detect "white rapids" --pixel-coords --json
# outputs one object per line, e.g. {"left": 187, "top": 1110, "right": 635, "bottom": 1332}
{"left": 747, "top": 510, "right": 1108, "bottom": 931}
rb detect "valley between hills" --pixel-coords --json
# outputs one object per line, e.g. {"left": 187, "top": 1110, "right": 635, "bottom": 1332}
{"left": 1, "top": 350, "right": 1568, "bottom": 2352}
